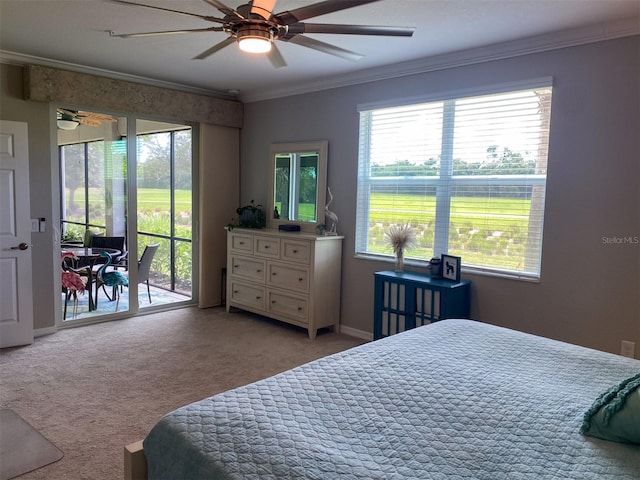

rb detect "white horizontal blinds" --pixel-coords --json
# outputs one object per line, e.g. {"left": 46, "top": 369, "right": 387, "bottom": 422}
{"left": 446, "top": 87, "right": 552, "bottom": 273}
{"left": 356, "top": 82, "right": 552, "bottom": 277}
{"left": 358, "top": 102, "right": 443, "bottom": 258}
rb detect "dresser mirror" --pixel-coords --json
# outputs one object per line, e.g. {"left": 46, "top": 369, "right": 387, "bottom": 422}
{"left": 267, "top": 141, "right": 327, "bottom": 232}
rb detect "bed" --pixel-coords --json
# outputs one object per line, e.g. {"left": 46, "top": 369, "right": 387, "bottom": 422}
{"left": 126, "top": 319, "right": 640, "bottom": 479}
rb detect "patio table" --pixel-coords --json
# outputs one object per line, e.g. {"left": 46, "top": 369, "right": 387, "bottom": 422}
{"left": 62, "top": 247, "right": 119, "bottom": 311}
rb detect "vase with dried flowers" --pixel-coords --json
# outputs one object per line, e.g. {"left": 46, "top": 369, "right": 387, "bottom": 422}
{"left": 385, "top": 223, "right": 417, "bottom": 273}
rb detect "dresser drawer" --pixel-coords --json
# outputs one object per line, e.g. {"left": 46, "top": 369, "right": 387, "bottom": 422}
{"left": 230, "top": 233, "right": 253, "bottom": 253}
{"left": 268, "top": 291, "right": 308, "bottom": 323}
{"left": 281, "top": 240, "right": 311, "bottom": 264}
{"left": 230, "top": 255, "right": 266, "bottom": 282}
{"left": 226, "top": 228, "right": 342, "bottom": 340}
{"left": 230, "top": 281, "right": 265, "bottom": 310}
{"left": 255, "top": 236, "right": 280, "bottom": 258}
{"left": 267, "top": 263, "right": 310, "bottom": 293}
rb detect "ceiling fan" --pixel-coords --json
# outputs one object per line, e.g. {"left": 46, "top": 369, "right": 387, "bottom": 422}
{"left": 57, "top": 109, "right": 117, "bottom": 130}
{"left": 107, "top": 0, "right": 415, "bottom": 68}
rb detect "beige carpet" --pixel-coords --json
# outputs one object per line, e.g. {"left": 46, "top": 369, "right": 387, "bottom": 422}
{"left": 0, "top": 307, "right": 364, "bottom": 480}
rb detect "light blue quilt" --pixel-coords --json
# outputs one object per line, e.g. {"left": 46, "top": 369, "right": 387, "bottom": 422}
{"left": 144, "top": 319, "right": 640, "bottom": 479}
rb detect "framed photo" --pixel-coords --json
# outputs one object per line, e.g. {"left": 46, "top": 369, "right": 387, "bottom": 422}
{"left": 441, "top": 254, "right": 461, "bottom": 282}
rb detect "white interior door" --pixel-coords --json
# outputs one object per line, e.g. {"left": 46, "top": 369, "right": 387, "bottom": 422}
{"left": 0, "top": 120, "right": 33, "bottom": 348}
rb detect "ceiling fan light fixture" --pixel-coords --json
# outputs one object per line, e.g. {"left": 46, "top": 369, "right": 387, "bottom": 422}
{"left": 57, "top": 119, "right": 79, "bottom": 130}
{"left": 237, "top": 25, "right": 272, "bottom": 54}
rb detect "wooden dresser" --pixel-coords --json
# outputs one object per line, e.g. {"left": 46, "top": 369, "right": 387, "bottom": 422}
{"left": 226, "top": 228, "right": 343, "bottom": 339}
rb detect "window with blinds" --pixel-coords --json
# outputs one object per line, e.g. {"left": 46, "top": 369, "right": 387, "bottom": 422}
{"left": 355, "top": 82, "right": 553, "bottom": 279}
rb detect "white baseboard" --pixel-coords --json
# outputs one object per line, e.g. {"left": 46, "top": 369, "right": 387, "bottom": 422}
{"left": 338, "top": 325, "right": 372, "bottom": 341}
{"left": 34, "top": 326, "right": 57, "bottom": 338}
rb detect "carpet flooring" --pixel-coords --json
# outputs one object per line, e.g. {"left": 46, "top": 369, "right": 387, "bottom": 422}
{"left": 0, "top": 307, "right": 364, "bottom": 480}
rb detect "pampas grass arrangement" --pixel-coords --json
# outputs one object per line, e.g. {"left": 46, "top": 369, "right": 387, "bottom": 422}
{"left": 385, "top": 223, "right": 416, "bottom": 272}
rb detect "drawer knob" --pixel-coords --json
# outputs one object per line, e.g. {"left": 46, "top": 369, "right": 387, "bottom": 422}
{"left": 272, "top": 272, "right": 277, "bottom": 276}
{"left": 233, "top": 290, "right": 239, "bottom": 294}
{"left": 298, "top": 307, "right": 303, "bottom": 311}
{"left": 264, "top": 245, "right": 270, "bottom": 249}
{"left": 293, "top": 249, "right": 298, "bottom": 253}
{"left": 234, "top": 264, "right": 239, "bottom": 268}
{"left": 239, "top": 241, "right": 244, "bottom": 245}
{"left": 271, "top": 300, "right": 276, "bottom": 304}
{"left": 298, "top": 277, "right": 303, "bottom": 281}
{"left": 257, "top": 269, "right": 262, "bottom": 273}
{"left": 256, "top": 296, "right": 261, "bottom": 300}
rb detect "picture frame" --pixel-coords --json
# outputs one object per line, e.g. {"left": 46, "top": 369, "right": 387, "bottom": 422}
{"left": 441, "top": 254, "right": 461, "bottom": 282}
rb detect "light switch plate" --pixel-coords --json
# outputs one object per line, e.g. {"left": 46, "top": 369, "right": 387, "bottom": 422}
{"left": 31, "top": 218, "right": 39, "bottom": 232}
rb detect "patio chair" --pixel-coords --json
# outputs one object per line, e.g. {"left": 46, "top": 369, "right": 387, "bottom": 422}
{"left": 91, "top": 236, "right": 128, "bottom": 270}
{"left": 138, "top": 244, "right": 160, "bottom": 304}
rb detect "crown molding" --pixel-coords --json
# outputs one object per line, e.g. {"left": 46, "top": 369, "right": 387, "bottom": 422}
{"left": 0, "top": 50, "right": 237, "bottom": 101}
{"left": 2, "top": 17, "right": 637, "bottom": 105}
{"left": 240, "top": 17, "right": 640, "bottom": 103}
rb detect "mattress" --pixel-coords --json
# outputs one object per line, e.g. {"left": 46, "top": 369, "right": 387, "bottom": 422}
{"left": 143, "top": 319, "right": 640, "bottom": 479}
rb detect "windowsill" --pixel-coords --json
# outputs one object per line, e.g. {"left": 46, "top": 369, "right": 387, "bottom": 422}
{"left": 354, "top": 253, "right": 541, "bottom": 283}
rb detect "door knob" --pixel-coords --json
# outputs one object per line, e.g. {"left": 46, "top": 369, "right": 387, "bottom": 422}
{"left": 10, "top": 243, "right": 29, "bottom": 250}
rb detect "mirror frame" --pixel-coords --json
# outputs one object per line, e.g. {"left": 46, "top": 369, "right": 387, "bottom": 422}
{"left": 267, "top": 140, "right": 328, "bottom": 233}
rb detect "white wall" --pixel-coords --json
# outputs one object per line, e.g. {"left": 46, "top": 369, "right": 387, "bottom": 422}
{"left": 240, "top": 36, "right": 640, "bottom": 356}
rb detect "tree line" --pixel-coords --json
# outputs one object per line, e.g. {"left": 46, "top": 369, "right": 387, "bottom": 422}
{"left": 372, "top": 146, "right": 540, "bottom": 177}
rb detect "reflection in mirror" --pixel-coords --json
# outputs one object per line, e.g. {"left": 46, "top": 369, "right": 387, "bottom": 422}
{"left": 274, "top": 151, "right": 318, "bottom": 222}
{"left": 268, "top": 141, "right": 327, "bottom": 232}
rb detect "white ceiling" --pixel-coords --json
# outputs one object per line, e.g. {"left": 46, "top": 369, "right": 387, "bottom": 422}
{"left": 1, "top": 0, "right": 639, "bottom": 102}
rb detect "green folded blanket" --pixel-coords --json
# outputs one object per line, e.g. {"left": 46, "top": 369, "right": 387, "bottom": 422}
{"left": 581, "top": 372, "right": 640, "bottom": 444}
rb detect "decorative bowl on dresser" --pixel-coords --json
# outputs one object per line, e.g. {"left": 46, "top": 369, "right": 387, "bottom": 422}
{"left": 226, "top": 228, "right": 343, "bottom": 339}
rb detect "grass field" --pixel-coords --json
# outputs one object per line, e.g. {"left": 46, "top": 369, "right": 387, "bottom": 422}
{"left": 365, "top": 193, "right": 535, "bottom": 271}
{"left": 65, "top": 189, "right": 535, "bottom": 272}
{"left": 64, "top": 188, "right": 192, "bottom": 223}
{"left": 136, "top": 188, "right": 192, "bottom": 214}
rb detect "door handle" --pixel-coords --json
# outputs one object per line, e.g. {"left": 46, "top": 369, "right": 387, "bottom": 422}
{"left": 10, "top": 243, "right": 29, "bottom": 250}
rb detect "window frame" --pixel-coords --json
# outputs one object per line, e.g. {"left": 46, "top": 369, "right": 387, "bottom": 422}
{"left": 355, "top": 78, "right": 553, "bottom": 281}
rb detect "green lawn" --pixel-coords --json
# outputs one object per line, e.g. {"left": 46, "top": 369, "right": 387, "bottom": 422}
{"left": 63, "top": 187, "right": 193, "bottom": 241}
{"left": 66, "top": 189, "right": 534, "bottom": 271}
{"left": 65, "top": 188, "right": 192, "bottom": 217}
{"left": 137, "top": 188, "right": 192, "bottom": 214}
{"left": 365, "top": 193, "right": 535, "bottom": 271}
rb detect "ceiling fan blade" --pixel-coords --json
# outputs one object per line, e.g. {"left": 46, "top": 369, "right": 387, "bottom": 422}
{"left": 202, "top": 0, "right": 244, "bottom": 19}
{"left": 77, "top": 112, "right": 117, "bottom": 122}
{"left": 192, "top": 37, "right": 236, "bottom": 60}
{"left": 107, "top": 0, "right": 224, "bottom": 23}
{"left": 110, "top": 26, "right": 223, "bottom": 38}
{"left": 285, "top": 35, "right": 364, "bottom": 62}
{"left": 290, "top": 23, "right": 415, "bottom": 37}
{"left": 250, "top": 0, "right": 278, "bottom": 20}
{"left": 276, "top": 0, "right": 380, "bottom": 24}
{"left": 77, "top": 118, "right": 103, "bottom": 127}
{"left": 267, "top": 43, "right": 287, "bottom": 68}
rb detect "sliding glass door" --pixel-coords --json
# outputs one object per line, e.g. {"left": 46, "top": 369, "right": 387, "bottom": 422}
{"left": 136, "top": 120, "right": 193, "bottom": 308}
{"left": 59, "top": 113, "right": 130, "bottom": 320}
{"left": 58, "top": 110, "right": 194, "bottom": 323}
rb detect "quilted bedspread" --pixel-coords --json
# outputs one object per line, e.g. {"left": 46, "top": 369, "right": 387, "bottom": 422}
{"left": 144, "top": 319, "right": 640, "bottom": 479}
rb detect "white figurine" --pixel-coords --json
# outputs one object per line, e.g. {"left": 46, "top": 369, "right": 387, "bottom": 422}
{"left": 324, "top": 187, "right": 338, "bottom": 235}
